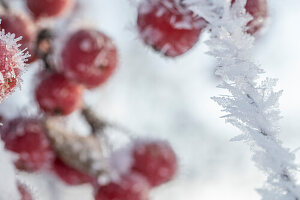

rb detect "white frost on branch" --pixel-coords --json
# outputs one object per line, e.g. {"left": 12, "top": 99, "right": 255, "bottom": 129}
{"left": 196, "top": 0, "right": 300, "bottom": 199}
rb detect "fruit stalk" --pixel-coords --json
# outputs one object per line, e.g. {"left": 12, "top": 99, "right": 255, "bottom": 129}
{"left": 0, "top": 0, "right": 9, "bottom": 10}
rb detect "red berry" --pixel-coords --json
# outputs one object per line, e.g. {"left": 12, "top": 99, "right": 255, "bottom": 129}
{"left": 0, "top": 117, "right": 54, "bottom": 171}
{"left": 61, "top": 29, "right": 118, "bottom": 89}
{"left": 131, "top": 140, "right": 177, "bottom": 187}
{"left": 137, "top": 0, "right": 207, "bottom": 57}
{"left": 95, "top": 173, "right": 150, "bottom": 200}
{"left": 52, "top": 158, "right": 95, "bottom": 186}
{"left": 232, "top": 0, "right": 268, "bottom": 34}
{"left": 26, "top": 0, "right": 74, "bottom": 19}
{"left": 35, "top": 73, "right": 83, "bottom": 115}
{"left": 0, "top": 13, "right": 37, "bottom": 63}
{"left": 0, "top": 31, "right": 27, "bottom": 101}
{"left": 18, "top": 185, "right": 33, "bottom": 200}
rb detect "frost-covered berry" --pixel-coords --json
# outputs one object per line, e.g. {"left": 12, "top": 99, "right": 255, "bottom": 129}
{"left": 232, "top": 0, "right": 268, "bottom": 34}
{"left": 52, "top": 158, "right": 95, "bottom": 186}
{"left": 137, "top": 0, "right": 207, "bottom": 57}
{"left": 26, "top": 0, "right": 74, "bottom": 19}
{"left": 0, "top": 13, "right": 36, "bottom": 63}
{"left": 131, "top": 140, "right": 177, "bottom": 187}
{"left": 35, "top": 73, "right": 83, "bottom": 115}
{"left": 0, "top": 117, "right": 54, "bottom": 171}
{"left": 18, "top": 185, "right": 33, "bottom": 200}
{"left": 0, "top": 29, "right": 28, "bottom": 102}
{"left": 61, "top": 29, "right": 118, "bottom": 88}
{"left": 94, "top": 173, "right": 150, "bottom": 200}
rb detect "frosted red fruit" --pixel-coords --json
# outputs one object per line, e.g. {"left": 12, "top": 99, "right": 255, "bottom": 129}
{"left": 26, "top": 0, "right": 73, "bottom": 19}
{"left": 61, "top": 29, "right": 118, "bottom": 88}
{"left": 0, "top": 13, "right": 36, "bottom": 63}
{"left": 18, "top": 185, "right": 33, "bottom": 200}
{"left": 35, "top": 73, "right": 83, "bottom": 115}
{"left": 132, "top": 140, "right": 177, "bottom": 187}
{"left": 232, "top": 0, "right": 268, "bottom": 34}
{"left": 52, "top": 158, "right": 95, "bottom": 186}
{"left": 95, "top": 173, "right": 150, "bottom": 200}
{"left": 0, "top": 31, "right": 27, "bottom": 101}
{"left": 137, "top": 0, "right": 207, "bottom": 57}
{"left": 0, "top": 118, "right": 54, "bottom": 171}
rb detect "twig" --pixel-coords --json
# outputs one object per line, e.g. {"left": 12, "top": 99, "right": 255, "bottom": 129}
{"left": 35, "top": 29, "right": 55, "bottom": 71}
{"left": 44, "top": 117, "right": 110, "bottom": 177}
{"left": 82, "top": 106, "right": 136, "bottom": 137}
{"left": 0, "top": 0, "right": 9, "bottom": 11}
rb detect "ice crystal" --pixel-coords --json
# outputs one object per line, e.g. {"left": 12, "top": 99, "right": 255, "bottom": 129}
{"left": 197, "top": 0, "right": 300, "bottom": 199}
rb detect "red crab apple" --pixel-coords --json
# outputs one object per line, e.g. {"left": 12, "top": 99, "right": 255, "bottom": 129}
{"left": 137, "top": 0, "right": 207, "bottom": 57}
{"left": 0, "top": 13, "right": 37, "bottom": 63}
{"left": 131, "top": 140, "right": 177, "bottom": 187}
{"left": 52, "top": 158, "right": 95, "bottom": 186}
{"left": 35, "top": 73, "right": 84, "bottom": 115}
{"left": 0, "top": 117, "right": 54, "bottom": 171}
{"left": 61, "top": 29, "right": 118, "bottom": 88}
{"left": 0, "top": 31, "right": 27, "bottom": 101}
{"left": 26, "top": 0, "right": 74, "bottom": 19}
{"left": 94, "top": 173, "right": 150, "bottom": 200}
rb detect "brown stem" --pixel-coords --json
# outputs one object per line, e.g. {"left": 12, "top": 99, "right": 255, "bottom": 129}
{"left": 82, "top": 106, "right": 107, "bottom": 134}
{"left": 0, "top": 0, "right": 9, "bottom": 11}
{"left": 82, "top": 106, "right": 136, "bottom": 137}
{"left": 35, "top": 28, "right": 55, "bottom": 71}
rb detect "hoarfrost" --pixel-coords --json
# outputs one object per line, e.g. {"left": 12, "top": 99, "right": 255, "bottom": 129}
{"left": 199, "top": 0, "right": 300, "bottom": 199}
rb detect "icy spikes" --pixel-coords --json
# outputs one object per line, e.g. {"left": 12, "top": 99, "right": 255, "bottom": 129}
{"left": 0, "top": 24, "right": 29, "bottom": 102}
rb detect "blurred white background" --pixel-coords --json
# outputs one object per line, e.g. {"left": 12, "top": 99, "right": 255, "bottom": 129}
{"left": 2, "top": 0, "right": 300, "bottom": 199}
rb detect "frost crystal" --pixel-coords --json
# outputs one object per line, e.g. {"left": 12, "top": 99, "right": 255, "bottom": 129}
{"left": 199, "top": 0, "right": 300, "bottom": 199}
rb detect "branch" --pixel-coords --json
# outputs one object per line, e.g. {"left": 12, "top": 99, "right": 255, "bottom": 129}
{"left": 82, "top": 106, "right": 107, "bottom": 134}
{"left": 200, "top": 0, "right": 300, "bottom": 199}
{"left": 82, "top": 106, "right": 136, "bottom": 137}
{"left": 44, "top": 117, "right": 110, "bottom": 177}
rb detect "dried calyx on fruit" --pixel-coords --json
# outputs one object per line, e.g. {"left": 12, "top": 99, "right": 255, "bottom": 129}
{"left": 137, "top": 0, "right": 207, "bottom": 57}
{"left": 0, "top": 20, "right": 29, "bottom": 102}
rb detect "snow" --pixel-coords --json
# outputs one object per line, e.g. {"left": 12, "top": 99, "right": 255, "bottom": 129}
{"left": 0, "top": 139, "right": 20, "bottom": 200}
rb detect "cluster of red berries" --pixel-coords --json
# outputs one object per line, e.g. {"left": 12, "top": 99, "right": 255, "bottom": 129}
{"left": 0, "top": 0, "right": 268, "bottom": 199}
{"left": 137, "top": 0, "right": 268, "bottom": 57}
{"left": 0, "top": 0, "right": 178, "bottom": 199}
{"left": 0, "top": 0, "right": 73, "bottom": 102}
{"left": 0, "top": 116, "right": 178, "bottom": 200}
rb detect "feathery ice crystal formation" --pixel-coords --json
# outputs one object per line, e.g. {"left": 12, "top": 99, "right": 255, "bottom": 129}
{"left": 202, "top": 0, "right": 300, "bottom": 199}
{"left": 0, "top": 19, "right": 29, "bottom": 102}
